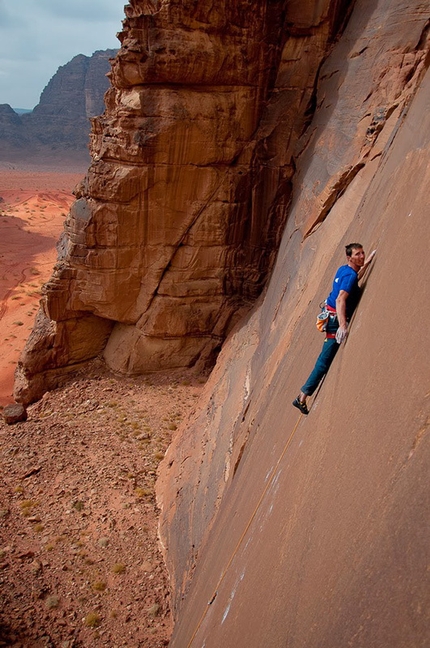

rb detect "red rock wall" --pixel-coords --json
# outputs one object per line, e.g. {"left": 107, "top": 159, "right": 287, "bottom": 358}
{"left": 14, "top": 0, "right": 351, "bottom": 403}
{"left": 157, "top": 1, "right": 430, "bottom": 645}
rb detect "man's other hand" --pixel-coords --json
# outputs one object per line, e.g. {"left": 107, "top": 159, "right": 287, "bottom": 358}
{"left": 335, "top": 326, "right": 348, "bottom": 344}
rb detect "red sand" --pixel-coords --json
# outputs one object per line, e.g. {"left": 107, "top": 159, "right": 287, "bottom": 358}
{"left": 0, "top": 170, "right": 85, "bottom": 405}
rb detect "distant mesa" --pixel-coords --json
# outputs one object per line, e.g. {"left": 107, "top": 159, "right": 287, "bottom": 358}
{"left": 0, "top": 49, "right": 118, "bottom": 167}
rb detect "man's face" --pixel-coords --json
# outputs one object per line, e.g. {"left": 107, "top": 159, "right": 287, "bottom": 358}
{"left": 349, "top": 247, "right": 365, "bottom": 267}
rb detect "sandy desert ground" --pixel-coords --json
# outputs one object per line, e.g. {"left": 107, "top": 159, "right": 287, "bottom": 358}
{"left": 0, "top": 167, "right": 84, "bottom": 406}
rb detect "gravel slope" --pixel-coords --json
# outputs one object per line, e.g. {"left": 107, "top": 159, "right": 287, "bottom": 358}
{"left": 0, "top": 359, "right": 206, "bottom": 647}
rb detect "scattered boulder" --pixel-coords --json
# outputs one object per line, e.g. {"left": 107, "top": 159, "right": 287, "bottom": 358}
{"left": 3, "top": 403, "right": 27, "bottom": 425}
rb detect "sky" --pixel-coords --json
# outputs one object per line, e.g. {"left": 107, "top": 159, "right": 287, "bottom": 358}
{"left": 0, "top": 0, "right": 125, "bottom": 110}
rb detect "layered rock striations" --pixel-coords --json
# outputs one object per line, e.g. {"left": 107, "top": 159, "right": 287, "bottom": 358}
{"left": 15, "top": 0, "right": 353, "bottom": 403}
{"left": 157, "top": 0, "right": 430, "bottom": 645}
{"left": 0, "top": 50, "right": 117, "bottom": 162}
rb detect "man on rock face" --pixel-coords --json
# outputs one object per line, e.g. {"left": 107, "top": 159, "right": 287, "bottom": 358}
{"left": 293, "top": 243, "right": 376, "bottom": 415}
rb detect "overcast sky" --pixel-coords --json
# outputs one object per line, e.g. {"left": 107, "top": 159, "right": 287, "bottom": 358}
{"left": 0, "top": 0, "right": 125, "bottom": 110}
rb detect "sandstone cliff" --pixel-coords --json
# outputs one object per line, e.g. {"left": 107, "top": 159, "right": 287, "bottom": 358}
{"left": 0, "top": 50, "right": 117, "bottom": 163}
{"left": 14, "top": 0, "right": 353, "bottom": 402}
{"left": 13, "top": 1, "right": 430, "bottom": 646}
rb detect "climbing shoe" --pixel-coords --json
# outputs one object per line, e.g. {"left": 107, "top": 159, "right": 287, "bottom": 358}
{"left": 292, "top": 397, "right": 309, "bottom": 415}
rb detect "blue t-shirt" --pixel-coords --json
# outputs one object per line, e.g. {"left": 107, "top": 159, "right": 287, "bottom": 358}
{"left": 326, "top": 265, "right": 360, "bottom": 318}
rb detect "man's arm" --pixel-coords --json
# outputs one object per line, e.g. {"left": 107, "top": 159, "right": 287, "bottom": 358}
{"left": 335, "top": 290, "right": 349, "bottom": 329}
{"left": 335, "top": 290, "right": 349, "bottom": 343}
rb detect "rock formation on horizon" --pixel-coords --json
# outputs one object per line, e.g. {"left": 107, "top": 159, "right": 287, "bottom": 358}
{"left": 0, "top": 104, "right": 27, "bottom": 150}
{"left": 0, "top": 49, "right": 117, "bottom": 162}
{"left": 13, "top": 1, "right": 430, "bottom": 646}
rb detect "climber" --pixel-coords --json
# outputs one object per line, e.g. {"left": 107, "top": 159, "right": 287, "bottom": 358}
{"left": 292, "top": 243, "right": 376, "bottom": 415}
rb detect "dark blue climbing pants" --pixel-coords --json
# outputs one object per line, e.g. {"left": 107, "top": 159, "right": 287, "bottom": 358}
{"left": 301, "top": 336, "right": 339, "bottom": 396}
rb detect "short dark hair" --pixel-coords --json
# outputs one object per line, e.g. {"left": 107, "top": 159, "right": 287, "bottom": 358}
{"left": 345, "top": 243, "right": 363, "bottom": 257}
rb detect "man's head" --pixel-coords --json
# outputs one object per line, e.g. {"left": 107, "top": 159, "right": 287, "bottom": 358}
{"left": 345, "top": 243, "right": 363, "bottom": 257}
{"left": 345, "top": 243, "right": 365, "bottom": 270}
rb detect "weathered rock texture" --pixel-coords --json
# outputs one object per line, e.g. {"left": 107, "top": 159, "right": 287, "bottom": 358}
{"left": 0, "top": 50, "right": 117, "bottom": 162}
{"left": 14, "top": 0, "right": 353, "bottom": 403}
{"left": 156, "top": 0, "right": 430, "bottom": 646}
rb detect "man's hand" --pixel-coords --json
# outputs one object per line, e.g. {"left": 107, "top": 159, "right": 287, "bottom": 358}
{"left": 335, "top": 325, "right": 348, "bottom": 344}
{"left": 358, "top": 249, "right": 376, "bottom": 280}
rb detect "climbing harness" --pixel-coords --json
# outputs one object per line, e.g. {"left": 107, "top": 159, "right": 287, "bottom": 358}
{"left": 316, "top": 301, "right": 337, "bottom": 333}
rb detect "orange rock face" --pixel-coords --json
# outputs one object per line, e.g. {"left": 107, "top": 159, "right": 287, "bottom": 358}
{"left": 15, "top": 0, "right": 352, "bottom": 403}
{"left": 156, "top": 0, "right": 430, "bottom": 646}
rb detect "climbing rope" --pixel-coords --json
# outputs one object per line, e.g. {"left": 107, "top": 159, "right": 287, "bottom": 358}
{"left": 186, "top": 409, "right": 305, "bottom": 647}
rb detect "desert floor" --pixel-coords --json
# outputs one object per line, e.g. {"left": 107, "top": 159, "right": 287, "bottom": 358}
{"left": 0, "top": 165, "right": 206, "bottom": 646}
{"left": 0, "top": 167, "right": 84, "bottom": 406}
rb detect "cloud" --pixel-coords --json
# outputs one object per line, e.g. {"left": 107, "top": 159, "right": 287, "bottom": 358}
{"left": 37, "top": 0, "right": 123, "bottom": 23}
{"left": 0, "top": 0, "right": 123, "bottom": 109}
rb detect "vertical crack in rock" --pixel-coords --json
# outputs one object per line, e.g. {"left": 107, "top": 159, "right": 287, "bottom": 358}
{"left": 304, "top": 162, "right": 365, "bottom": 237}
